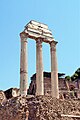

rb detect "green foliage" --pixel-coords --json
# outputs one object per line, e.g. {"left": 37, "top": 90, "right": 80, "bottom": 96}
{"left": 71, "top": 67, "right": 80, "bottom": 81}
{"left": 65, "top": 76, "right": 71, "bottom": 81}
{"left": 65, "top": 68, "right": 80, "bottom": 81}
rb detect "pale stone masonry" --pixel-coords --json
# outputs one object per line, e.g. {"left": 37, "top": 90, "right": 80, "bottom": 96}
{"left": 20, "top": 20, "right": 59, "bottom": 98}
{"left": 20, "top": 32, "right": 28, "bottom": 96}
{"left": 0, "top": 90, "right": 6, "bottom": 104}
{"left": 36, "top": 38, "right": 44, "bottom": 95}
{"left": 50, "top": 41, "right": 59, "bottom": 98}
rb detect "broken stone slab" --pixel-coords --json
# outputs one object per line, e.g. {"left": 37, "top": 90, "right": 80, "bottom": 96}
{"left": 25, "top": 20, "right": 48, "bottom": 29}
{"left": 0, "top": 90, "right": 6, "bottom": 104}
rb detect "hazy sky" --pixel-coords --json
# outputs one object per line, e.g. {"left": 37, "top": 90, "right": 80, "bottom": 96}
{"left": 0, "top": 0, "right": 80, "bottom": 90}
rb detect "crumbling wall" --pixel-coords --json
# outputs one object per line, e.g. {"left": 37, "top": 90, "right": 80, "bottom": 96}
{"left": 28, "top": 75, "right": 80, "bottom": 99}
{"left": 0, "top": 88, "right": 20, "bottom": 105}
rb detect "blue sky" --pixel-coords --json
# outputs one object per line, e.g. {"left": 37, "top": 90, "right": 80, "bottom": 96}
{"left": 0, "top": 0, "right": 80, "bottom": 90}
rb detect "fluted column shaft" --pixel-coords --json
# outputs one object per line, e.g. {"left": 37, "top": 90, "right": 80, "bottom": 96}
{"left": 36, "top": 38, "right": 44, "bottom": 95}
{"left": 20, "top": 32, "right": 28, "bottom": 96}
{"left": 50, "top": 41, "right": 59, "bottom": 98}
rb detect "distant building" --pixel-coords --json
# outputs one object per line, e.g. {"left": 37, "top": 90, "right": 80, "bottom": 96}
{"left": 0, "top": 72, "right": 80, "bottom": 104}
{"left": 28, "top": 72, "right": 80, "bottom": 99}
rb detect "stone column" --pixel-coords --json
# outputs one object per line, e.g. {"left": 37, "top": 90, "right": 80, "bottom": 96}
{"left": 50, "top": 41, "right": 59, "bottom": 98}
{"left": 20, "top": 32, "right": 28, "bottom": 96}
{"left": 36, "top": 38, "right": 44, "bottom": 95}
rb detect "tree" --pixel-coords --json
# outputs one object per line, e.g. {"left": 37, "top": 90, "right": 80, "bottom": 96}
{"left": 71, "top": 68, "right": 80, "bottom": 81}
{"left": 65, "top": 76, "right": 71, "bottom": 81}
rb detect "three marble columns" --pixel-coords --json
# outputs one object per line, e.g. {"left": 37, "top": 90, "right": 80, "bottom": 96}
{"left": 20, "top": 32, "right": 59, "bottom": 98}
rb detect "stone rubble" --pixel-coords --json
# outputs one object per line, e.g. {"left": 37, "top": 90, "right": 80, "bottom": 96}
{"left": 0, "top": 90, "right": 6, "bottom": 104}
{"left": 0, "top": 95, "right": 80, "bottom": 120}
{"left": 0, "top": 96, "right": 29, "bottom": 120}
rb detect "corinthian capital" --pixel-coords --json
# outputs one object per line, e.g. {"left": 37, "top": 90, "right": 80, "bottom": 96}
{"left": 36, "top": 38, "right": 43, "bottom": 47}
{"left": 50, "top": 40, "right": 58, "bottom": 51}
{"left": 20, "top": 32, "right": 28, "bottom": 41}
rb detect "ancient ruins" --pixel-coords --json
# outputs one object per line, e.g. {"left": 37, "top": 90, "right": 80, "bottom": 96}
{"left": 20, "top": 20, "right": 59, "bottom": 98}
{"left": 28, "top": 72, "right": 80, "bottom": 99}
{"left": 0, "top": 20, "right": 80, "bottom": 120}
